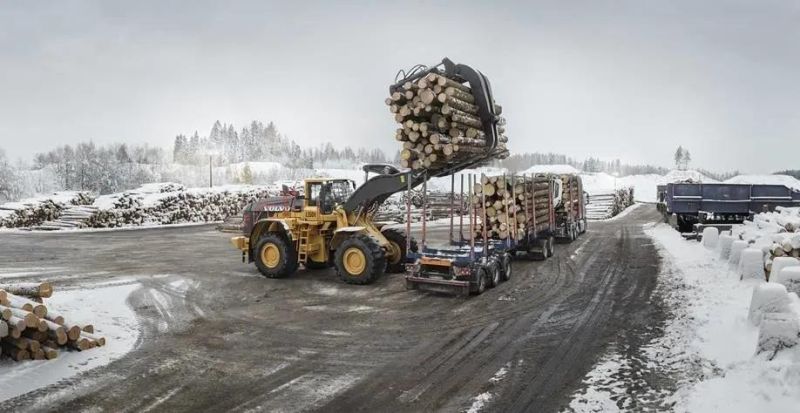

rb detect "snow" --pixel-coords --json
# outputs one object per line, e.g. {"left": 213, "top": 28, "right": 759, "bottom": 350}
{"left": 739, "top": 248, "right": 765, "bottom": 280}
{"left": 520, "top": 164, "right": 580, "bottom": 175}
{"left": 701, "top": 227, "right": 719, "bottom": 248}
{"left": 748, "top": 283, "right": 792, "bottom": 326}
{"left": 728, "top": 240, "right": 748, "bottom": 266}
{"left": 725, "top": 174, "right": 800, "bottom": 191}
{"left": 717, "top": 234, "right": 733, "bottom": 260}
{"left": 0, "top": 282, "right": 140, "bottom": 402}
{"left": 774, "top": 266, "right": 800, "bottom": 295}
{"left": 569, "top": 222, "right": 800, "bottom": 412}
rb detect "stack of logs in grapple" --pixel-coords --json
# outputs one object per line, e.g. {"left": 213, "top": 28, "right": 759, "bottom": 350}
{"left": 387, "top": 72, "right": 509, "bottom": 172}
{"left": 0, "top": 283, "right": 105, "bottom": 361}
{"left": 471, "top": 175, "right": 552, "bottom": 240}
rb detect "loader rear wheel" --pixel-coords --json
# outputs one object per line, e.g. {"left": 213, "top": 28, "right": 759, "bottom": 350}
{"left": 254, "top": 233, "right": 297, "bottom": 278}
{"left": 382, "top": 228, "right": 417, "bottom": 273}
{"left": 335, "top": 234, "right": 386, "bottom": 285}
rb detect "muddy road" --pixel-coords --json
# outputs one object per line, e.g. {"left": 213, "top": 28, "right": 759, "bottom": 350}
{"left": 0, "top": 205, "right": 662, "bottom": 412}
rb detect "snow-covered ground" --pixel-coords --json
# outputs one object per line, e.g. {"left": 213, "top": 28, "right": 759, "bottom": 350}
{"left": 725, "top": 174, "right": 800, "bottom": 191}
{"left": 0, "top": 282, "right": 141, "bottom": 402}
{"left": 567, "top": 220, "right": 800, "bottom": 412}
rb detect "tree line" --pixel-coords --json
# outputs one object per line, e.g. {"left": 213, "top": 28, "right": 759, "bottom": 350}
{"left": 173, "top": 120, "right": 389, "bottom": 168}
{"left": 496, "top": 152, "right": 669, "bottom": 176}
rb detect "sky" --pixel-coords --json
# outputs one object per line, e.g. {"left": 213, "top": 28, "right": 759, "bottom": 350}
{"left": 0, "top": 0, "right": 797, "bottom": 173}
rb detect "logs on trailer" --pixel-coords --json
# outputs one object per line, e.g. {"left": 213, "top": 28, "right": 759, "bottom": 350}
{"left": 389, "top": 72, "right": 509, "bottom": 172}
{"left": 471, "top": 175, "right": 552, "bottom": 240}
{"left": 0, "top": 284, "right": 105, "bottom": 362}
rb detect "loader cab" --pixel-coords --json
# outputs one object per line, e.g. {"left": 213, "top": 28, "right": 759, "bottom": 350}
{"left": 304, "top": 179, "right": 357, "bottom": 216}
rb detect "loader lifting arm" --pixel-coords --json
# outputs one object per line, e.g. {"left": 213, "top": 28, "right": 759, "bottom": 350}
{"left": 343, "top": 57, "right": 504, "bottom": 216}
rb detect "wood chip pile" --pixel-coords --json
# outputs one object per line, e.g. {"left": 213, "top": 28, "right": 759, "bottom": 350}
{"left": 0, "top": 282, "right": 103, "bottom": 361}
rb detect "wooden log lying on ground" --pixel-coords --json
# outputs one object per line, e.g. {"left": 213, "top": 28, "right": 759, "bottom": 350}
{"left": 0, "top": 282, "right": 53, "bottom": 298}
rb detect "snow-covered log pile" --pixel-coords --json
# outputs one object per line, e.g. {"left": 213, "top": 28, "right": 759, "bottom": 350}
{"left": 0, "top": 282, "right": 104, "bottom": 361}
{"left": 471, "top": 175, "right": 551, "bottom": 240}
{"left": 87, "top": 184, "right": 275, "bottom": 228}
{"left": 0, "top": 191, "right": 94, "bottom": 229}
{"left": 389, "top": 72, "right": 509, "bottom": 172}
{"left": 586, "top": 187, "right": 635, "bottom": 220}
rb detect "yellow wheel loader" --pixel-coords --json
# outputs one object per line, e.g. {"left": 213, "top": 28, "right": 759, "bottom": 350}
{"left": 230, "top": 57, "right": 506, "bottom": 284}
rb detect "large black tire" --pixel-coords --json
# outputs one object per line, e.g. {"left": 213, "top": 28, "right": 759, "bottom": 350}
{"left": 488, "top": 261, "right": 501, "bottom": 288}
{"left": 381, "top": 228, "right": 418, "bottom": 273}
{"left": 254, "top": 233, "right": 298, "bottom": 278}
{"left": 335, "top": 234, "right": 386, "bottom": 285}
{"left": 500, "top": 253, "right": 512, "bottom": 282}
{"left": 529, "top": 239, "right": 548, "bottom": 261}
{"left": 546, "top": 236, "right": 555, "bottom": 257}
{"left": 472, "top": 267, "right": 488, "bottom": 295}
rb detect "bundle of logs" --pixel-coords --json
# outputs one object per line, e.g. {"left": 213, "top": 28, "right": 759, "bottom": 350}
{"left": 471, "top": 175, "right": 552, "bottom": 240}
{"left": 0, "top": 192, "right": 94, "bottom": 229}
{"left": 586, "top": 187, "right": 635, "bottom": 220}
{"left": 758, "top": 207, "right": 800, "bottom": 276}
{"left": 388, "top": 72, "right": 509, "bottom": 172}
{"left": 0, "top": 282, "right": 104, "bottom": 361}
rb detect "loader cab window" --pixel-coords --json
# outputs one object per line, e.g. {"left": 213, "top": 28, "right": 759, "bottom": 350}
{"left": 307, "top": 183, "right": 322, "bottom": 207}
{"left": 319, "top": 180, "right": 354, "bottom": 214}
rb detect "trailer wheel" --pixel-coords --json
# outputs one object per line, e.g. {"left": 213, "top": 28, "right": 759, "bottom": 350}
{"left": 546, "top": 236, "right": 555, "bottom": 257}
{"left": 488, "top": 261, "right": 501, "bottom": 288}
{"left": 501, "top": 254, "right": 512, "bottom": 281}
{"left": 335, "top": 234, "right": 386, "bottom": 285}
{"left": 382, "top": 228, "right": 417, "bottom": 273}
{"left": 472, "top": 267, "right": 488, "bottom": 295}
{"left": 254, "top": 233, "right": 298, "bottom": 278}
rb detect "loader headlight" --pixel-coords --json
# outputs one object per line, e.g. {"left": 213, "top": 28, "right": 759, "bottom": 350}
{"left": 453, "top": 266, "right": 472, "bottom": 277}
{"left": 405, "top": 263, "right": 420, "bottom": 273}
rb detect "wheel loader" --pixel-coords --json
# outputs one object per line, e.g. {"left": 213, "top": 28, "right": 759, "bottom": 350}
{"left": 230, "top": 57, "right": 505, "bottom": 284}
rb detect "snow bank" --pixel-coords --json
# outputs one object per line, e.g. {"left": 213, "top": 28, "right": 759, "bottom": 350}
{"left": 757, "top": 312, "right": 800, "bottom": 356}
{"left": 774, "top": 267, "right": 800, "bottom": 295}
{"left": 748, "top": 283, "right": 792, "bottom": 326}
{"left": 519, "top": 164, "right": 580, "bottom": 175}
{"left": 739, "top": 248, "right": 766, "bottom": 280}
{"left": 725, "top": 174, "right": 800, "bottom": 191}
{"left": 718, "top": 234, "right": 733, "bottom": 260}
{"left": 702, "top": 227, "right": 719, "bottom": 248}
{"left": 728, "top": 240, "right": 748, "bottom": 266}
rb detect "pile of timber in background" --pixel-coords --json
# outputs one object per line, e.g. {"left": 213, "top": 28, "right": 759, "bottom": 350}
{"left": 0, "top": 192, "right": 94, "bottom": 229}
{"left": 471, "top": 175, "right": 552, "bottom": 240}
{"left": 388, "top": 72, "right": 509, "bottom": 172}
{"left": 0, "top": 282, "right": 105, "bottom": 361}
{"left": 586, "top": 187, "right": 635, "bottom": 220}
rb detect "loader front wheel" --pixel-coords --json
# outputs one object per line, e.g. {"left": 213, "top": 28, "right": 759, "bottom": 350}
{"left": 254, "top": 233, "right": 297, "bottom": 278}
{"left": 335, "top": 234, "right": 386, "bottom": 285}
{"left": 382, "top": 228, "right": 417, "bottom": 273}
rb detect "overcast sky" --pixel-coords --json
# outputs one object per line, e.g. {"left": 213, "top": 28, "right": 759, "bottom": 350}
{"left": 1, "top": 1, "right": 797, "bottom": 173}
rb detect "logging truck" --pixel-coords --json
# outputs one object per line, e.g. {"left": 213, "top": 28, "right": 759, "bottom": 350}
{"left": 552, "top": 173, "right": 587, "bottom": 241}
{"left": 230, "top": 57, "right": 507, "bottom": 284}
{"left": 405, "top": 173, "right": 561, "bottom": 296}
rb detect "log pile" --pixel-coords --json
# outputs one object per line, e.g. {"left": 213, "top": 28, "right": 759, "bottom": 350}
{"left": 471, "top": 175, "right": 552, "bottom": 240}
{"left": 0, "top": 282, "right": 104, "bottom": 361}
{"left": 0, "top": 192, "right": 94, "bottom": 229}
{"left": 756, "top": 207, "right": 800, "bottom": 276}
{"left": 388, "top": 72, "right": 509, "bottom": 172}
{"left": 586, "top": 187, "right": 635, "bottom": 220}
